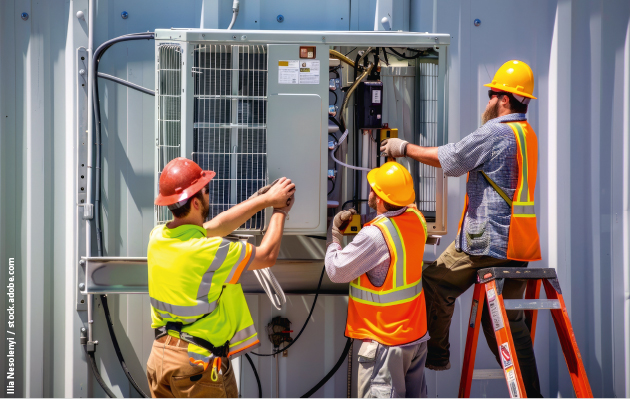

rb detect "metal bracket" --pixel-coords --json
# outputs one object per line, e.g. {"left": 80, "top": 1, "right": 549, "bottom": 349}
{"left": 76, "top": 47, "right": 89, "bottom": 310}
{"left": 82, "top": 203, "right": 93, "bottom": 219}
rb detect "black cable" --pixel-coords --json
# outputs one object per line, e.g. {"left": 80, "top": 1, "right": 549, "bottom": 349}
{"left": 251, "top": 266, "right": 326, "bottom": 356}
{"left": 387, "top": 47, "right": 425, "bottom": 60}
{"left": 305, "top": 235, "right": 327, "bottom": 240}
{"left": 328, "top": 178, "right": 335, "bottom": 195}
{"left": 330, "top": 89, "right": 338, "bottom": 106}
{"left": 244, "top": 354, "right": 262, "bottom": 398}
{"left": 98, "top": 72, "right": 155, "bottom": 96}
{"left": 328, "top": 132, "right": 339, "bottom": 142}
{"left": 342, "top": 199, "right": 368, "bottom": 210}
{"left": 100, "top": 295, "right": 150, "bottom": 398}
{"left": 344, "top": 47, "right": 357, "bottom": 56}
{"left": 300, "top": 338, "right": 354, "bottom": 398}
{"left": 382, "top": 48, "right": 389, "bottom": 66}
{"left": 89, "top": 32, "right": 155, "bottom": 398}
{"left": 84, "top": 346, "right": 117, "bottom": 398}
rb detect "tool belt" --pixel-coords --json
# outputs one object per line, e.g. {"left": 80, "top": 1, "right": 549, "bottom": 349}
{"left": 154, "top": 322, "right": 230, "bottom": 358}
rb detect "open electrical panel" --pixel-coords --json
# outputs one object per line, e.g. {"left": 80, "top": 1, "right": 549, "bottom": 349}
{"left": 154, "top": 30, "right": 450, "bottom": 236}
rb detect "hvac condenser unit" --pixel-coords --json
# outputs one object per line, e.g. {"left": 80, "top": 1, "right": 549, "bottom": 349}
{"left": 154, "top": 29, "right": 450, "bottom": 236}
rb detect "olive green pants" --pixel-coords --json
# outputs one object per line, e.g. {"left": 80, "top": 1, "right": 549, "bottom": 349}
{"left": 422, "top": 241, "right": 542, "bottom": 397}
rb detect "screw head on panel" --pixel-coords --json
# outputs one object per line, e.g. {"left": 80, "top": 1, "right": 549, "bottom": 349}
{"left": 76, "top": 11, "right": 85, "bottom": 20}
{"left": 277, "top": 14, "right": 284, "bottom": 23}
{"left": 21, "top": 12, "right": 29, "bottom": 21}
{"left": 121, "top": 11, "right": 129, "bottom": 19}
{"left": 474, "top": 19, "right": 481, "bottom": 26}
{"left": 79, "top": 283, "right": 85, "bottom": 290}
{"left": 79, "top": 69, "right": 85, "bottom": 75}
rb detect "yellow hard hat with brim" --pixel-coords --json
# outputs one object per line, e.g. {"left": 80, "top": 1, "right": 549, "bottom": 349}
{"left": 367, "top": 162, "right": 415, "bottom": 207}
{"left": 484, "top": 60, "right": 537, "bottom": 100}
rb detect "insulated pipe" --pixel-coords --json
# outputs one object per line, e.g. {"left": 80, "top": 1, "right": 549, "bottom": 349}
{"left": 340, "top": 63, "right": 373, "bottom": 132}
{"left": 329, "top": 49, "right": 355, "bottom": 68}
{"left": 97, "top": 72, "right": 155, "bottom": 96}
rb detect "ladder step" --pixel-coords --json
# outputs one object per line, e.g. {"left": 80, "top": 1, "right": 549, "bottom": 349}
{"left": 503, "top": 299, "right": 560, "bottom": 310}
{"left": 472, "top": 369, "right": 505, "bottom": 380}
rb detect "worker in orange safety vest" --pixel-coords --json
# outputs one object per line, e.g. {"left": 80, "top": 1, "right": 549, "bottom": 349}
{"left": 381, "top": 60, "right": 543, "bottom": 397}
{"left": 325, "top": 162, "right": 429, "bottom": 398}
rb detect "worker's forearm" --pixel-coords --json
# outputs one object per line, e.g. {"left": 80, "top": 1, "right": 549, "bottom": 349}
{"left": 250, "top": 212, "right": 286, "bottom": 270}
{"left": 405, "top": 144, "right": 441, "bottom": 168}
{"left": 204, "top": 196, "right": 268, "bottom": 237}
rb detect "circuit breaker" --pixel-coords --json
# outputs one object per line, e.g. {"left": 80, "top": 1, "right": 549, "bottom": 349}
{"left": 357, "top": 81, "right": 383, "bottom": 129}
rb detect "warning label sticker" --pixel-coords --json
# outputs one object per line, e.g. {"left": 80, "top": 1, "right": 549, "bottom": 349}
{"left": 487, "top": 288, "right": 504, "bottom": 331}
{"left": 500, "top": 342, "right": 513, "bottom": 369}
{"left": 372, "top": 89, "right": 381, "bottom": 104}
{"left": 278, "top": 60, "right": 299, "bottom": 84}
{"left": 298, "top": 60, "right": 320, "bottom": 84}
{"left": 505, "top": 367, "right": 521, "bottom": 398}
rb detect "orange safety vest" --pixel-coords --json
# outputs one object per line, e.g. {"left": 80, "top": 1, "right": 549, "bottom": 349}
{"left": 457, "top": 121, "right": 541, "bottom": 261}
{"left": 345, "top": 208, "right": 428, "bottom": 346}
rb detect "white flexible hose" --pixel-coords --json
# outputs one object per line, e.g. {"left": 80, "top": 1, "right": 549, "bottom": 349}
{"left": 253, "top": 268, "right": 286, "bottom": 310}
{"left": 331, "top": 129, "right": 372, "bottom": 172}
{"left": 227, "top": 0, "right": 239, "bottom": 30}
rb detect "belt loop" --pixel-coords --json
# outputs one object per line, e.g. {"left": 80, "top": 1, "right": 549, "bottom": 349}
{"left": 165, "top": 335, "right": 172, "bottom": 346}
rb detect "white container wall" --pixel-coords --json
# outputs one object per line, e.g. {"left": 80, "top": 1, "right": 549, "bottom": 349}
{"left": 1, "top": 0, "right": 629, "bottom": 397}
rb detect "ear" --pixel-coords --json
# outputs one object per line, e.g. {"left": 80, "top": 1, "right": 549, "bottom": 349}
{"left": 500, "top": 95, "right": 511, "bottom": 107}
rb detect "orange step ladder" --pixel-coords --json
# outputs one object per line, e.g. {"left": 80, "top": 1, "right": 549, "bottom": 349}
{"left": 458, "top": 267, "right": 592, "bottom": 398}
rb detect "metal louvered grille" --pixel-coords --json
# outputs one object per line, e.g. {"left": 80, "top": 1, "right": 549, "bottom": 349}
{"left": 192, "top": 44, "right": 268, "bottom": 230}
{"left": 156, "top": 44, "right": 182, "bottom": 224}
{"left": 417, "top": 61, "right": 439, "bottom": 219}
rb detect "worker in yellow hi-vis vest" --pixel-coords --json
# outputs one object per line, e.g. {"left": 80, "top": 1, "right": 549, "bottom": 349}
{"left": 381, "top": 60, "right": 543, "bottom": 397}
{"left": 146, "top": 157, "right": 295, "bottom": 398}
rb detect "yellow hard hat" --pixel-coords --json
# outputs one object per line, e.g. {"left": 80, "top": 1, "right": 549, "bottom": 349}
{"left": 484, "top": 60, "right": 537, "bottom": 100}
{"left": 367, "top": 162, "right": 415, "bottom": 207}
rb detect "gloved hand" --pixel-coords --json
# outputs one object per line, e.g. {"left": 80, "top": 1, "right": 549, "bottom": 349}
{"left": 380, "top": 138, "right": 409, "bottom": 158}
{"left": 248, "top": 178, "right": 280, "bottom": 200}
{"left": 265, "top": 177, "right": 296, "bottom": 209}
{"left": 327, "top": 208, "right": 357, "bottom": 247}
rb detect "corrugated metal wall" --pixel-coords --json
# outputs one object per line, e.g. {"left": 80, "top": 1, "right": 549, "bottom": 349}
{"left": 0, "top": 0, "right": 629, "bottom": 397}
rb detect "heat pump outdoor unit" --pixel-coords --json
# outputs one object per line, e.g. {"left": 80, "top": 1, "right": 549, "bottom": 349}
{"left": 154, "top": 29, "right": 450, "bottom": 236}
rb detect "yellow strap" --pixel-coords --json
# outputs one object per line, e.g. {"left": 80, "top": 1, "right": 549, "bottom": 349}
{"left": 479, "top": 171, "right": 513, "bottom": 207}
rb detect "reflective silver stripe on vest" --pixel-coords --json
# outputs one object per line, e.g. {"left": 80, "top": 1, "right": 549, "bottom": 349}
{"left": 513, "top": 204, "right": 535, "bottom": 215}
{"left": 512, "top": 123, "right": 529, "bottom": 203}
{"left": 350, "top": 281, "right": 422, "bottom": 304}
{"left": 196, "top": 241, "right": 230, "bottom": 300}
{"left": 231, "top": 324, "right": 257, "bottom": 344}
{"left": 229, "top": 334, "right": 260, "bottom": 355}
{"left": 150, "top": 297, "right": 217, "bottom": 317}
{"left": 188, "top": 351, "right": 209, "bottom": 363}
{"left": 377, "top": 217, "right": 405, "bottom": 288}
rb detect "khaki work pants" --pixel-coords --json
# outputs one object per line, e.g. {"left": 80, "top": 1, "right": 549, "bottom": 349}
{"left": 146, "top": 335, "right": 237, "bottom": 398}
{"left": 422, "top": 241, "right": 542, "bottom": 398}
{"left": 357, "top": 340, "right": 428, "bottom": 398}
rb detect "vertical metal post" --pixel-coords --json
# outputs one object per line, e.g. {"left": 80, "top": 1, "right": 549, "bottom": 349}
{"left": 181, "top": 42, "right": 195, "bottom": 159}
{"left": 230, "top": 45, "right": 240, "bottom": 206}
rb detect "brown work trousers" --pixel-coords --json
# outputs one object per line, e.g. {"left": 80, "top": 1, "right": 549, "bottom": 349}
{"left": 146, "top": 335, "right": 238, "bottom": 398}
{"left": 422, "top": 241, "right": 542, "bottom": 398}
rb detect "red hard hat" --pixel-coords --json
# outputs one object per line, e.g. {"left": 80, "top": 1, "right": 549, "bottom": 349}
{"left": 155, "top": 158, "right": 215, "bottom": 206}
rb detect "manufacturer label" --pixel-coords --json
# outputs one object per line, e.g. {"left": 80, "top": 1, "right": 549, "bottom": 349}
{"left": 298, "top": 60, "right": 320, "bottom": 84}
{"left": 500, "top": 342, "right": 513, "bottom": 369}
{"left": 505, "top": 367, "right": 520, "bottom": 398}
{"left": 487, "top": 288, "right": 504, "bottom": 331}
{"left": 278, "top": 60, "right": 299, "bottom": 84}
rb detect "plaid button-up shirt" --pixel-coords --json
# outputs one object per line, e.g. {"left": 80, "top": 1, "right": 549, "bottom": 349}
{"left": 437, "top": 113, "right": 528, "bottom": 259}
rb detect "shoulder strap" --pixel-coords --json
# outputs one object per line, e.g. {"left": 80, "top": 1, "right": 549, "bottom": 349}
{"left": 479, "top": 171, "right": 513, "bottom": 207}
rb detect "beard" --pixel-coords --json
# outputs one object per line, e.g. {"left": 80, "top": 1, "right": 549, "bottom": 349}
{"left": 368, "top": 193, "right": 377, "bottom": 210}
{"left": 481, "top": 101, "right": 499, "bottom": 125}
{"left": 200, "top": 198, "right": 210, "bottom": 220}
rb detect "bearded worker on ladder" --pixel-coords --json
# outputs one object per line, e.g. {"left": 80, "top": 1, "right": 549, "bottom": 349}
{"left": 146, "top": 157, "right": 295, "bottom": 398}
{"left": 381, "top": 60, "right": 543, "bottom": 397}
{"left": 325, "top": 162, "right": 430, "bottom": 398}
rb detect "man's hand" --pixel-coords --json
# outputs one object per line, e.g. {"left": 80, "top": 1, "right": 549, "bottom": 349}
{"left": 264, "top": 177, "right": 296, "bottom": 209}
{"left": 327, "top": 208, "right": 357, "bottom": 247}
{"left": 380, "top": 138, "right": 409, "bottom": 158}
{"left": 248, "top": 178, "right": 279, "bottom": 200}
